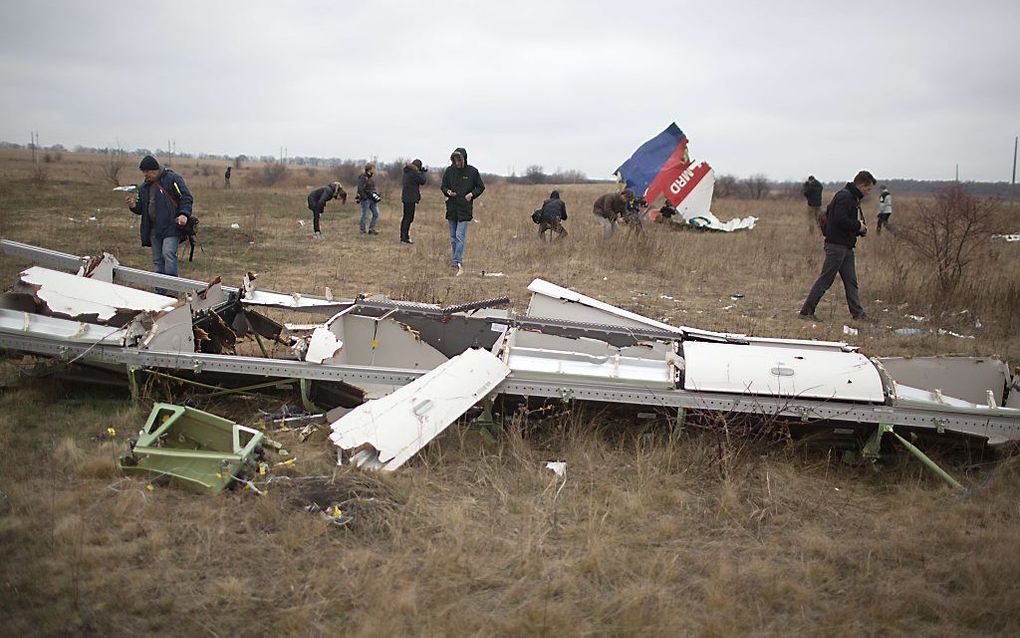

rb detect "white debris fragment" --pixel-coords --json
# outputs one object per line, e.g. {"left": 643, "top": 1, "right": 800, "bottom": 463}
{"left": 329, "top": 349, "right": 510, "bottom": 471}
{"left": 304, "top": 326, "right": 343, "bottom": 363}
{"left": 992, "top": 233, "right": 1020, "bottom": 242}
{"left": 659, "top": 295, "right": 674, "bottom": 300}
{"left": 230, "top": 223, "right": 241, "bottom": 229}
{"left": 937, "top": 328, "right": 975, "bottom": 339}
{"left": 298, "top": 219, "right": 305, "bottom": 227}
{"left": 721, "top": 305, "right": 734, "bottom": 310}
{"left": 481, "top": 271, "right": 505, "bottom": 277}
{"left": 545, "top": 461, "right": 566, "bottom": 478}
{"left": 905, "top": 314, "right": 927, "bottom": 322}
{"left": 842, "top": 325, "right": 858, "bottom": 336}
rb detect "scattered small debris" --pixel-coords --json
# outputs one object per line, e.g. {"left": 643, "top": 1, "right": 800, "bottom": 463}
{"left": 230, "top": 223, "right": 241, "bottom": 229}
{"left": 893, "top": 328, "right": 924, "bottom": 337}
{"left": 843, "top": 325, "right": 858, "bottom": 336}
{"left": 545, "top": 461, "right": 566, "bottom": 478}
{"left": 298, "top": 219, "right": 306, "bottom": 227}
{"left": 905, "top": 314, "right": 927, "bottom": 322}
{"left": 937, "top": 328, "right": 975, "bottom": 339}
{"left": 481, "top": 271, "right": 505, "bottom": 277}
{"left": 730, "top": 293, "right": 744, "bottom": 300}
{"left": 992, "top": 233, "right": 1020, "bottom": 242}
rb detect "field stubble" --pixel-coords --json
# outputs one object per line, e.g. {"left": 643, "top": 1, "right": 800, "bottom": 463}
{"left": 1, "top": 152, "right": 1019, "bottom": 634}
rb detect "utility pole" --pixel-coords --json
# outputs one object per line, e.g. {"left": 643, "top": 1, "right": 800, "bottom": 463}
{"left": 29, "top": 131, "right": 38, "bottom": 164}
{"left": 955, "top": 163, "right": 959, "bottom": 182}
{"left": 1012, "top": 136, "right": 1017, "bottom": 207}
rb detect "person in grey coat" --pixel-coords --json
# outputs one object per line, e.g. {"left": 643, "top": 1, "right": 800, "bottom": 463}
{"left": 876, "top": 185, "right": 893, "bottom": 234}
{"left": 306, "top": 181, "right": 347, "bottom": 238}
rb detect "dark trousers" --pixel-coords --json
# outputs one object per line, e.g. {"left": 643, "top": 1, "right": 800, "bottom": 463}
{"left": 538, "top": 218, "right": 567, "bottom": 240}
{"left": 876, "top": 214, "right": 891, "bottom": 234}
{"left": 400, "top": 202, "right": 416, "bottom": 241}
{"left": 310, "top": 205, "right": 323, "bottom": 233}
{"left": 801, "top": 242, "right": 864, "bottom": 317}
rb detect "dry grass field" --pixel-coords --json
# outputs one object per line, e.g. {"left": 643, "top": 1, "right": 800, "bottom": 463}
{"left": 1, "top": 149, "right": 1019, "bottom": 635}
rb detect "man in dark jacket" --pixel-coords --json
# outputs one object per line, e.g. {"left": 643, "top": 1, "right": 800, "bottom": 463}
{"left": 592, "top": 189, "right": 633, "bottom": 239}
{"left": 538, "top": 190, "right": 568, "bottom": 240}
{"left": 400, "top": 159, "right": 427, "bottom": 244}
{"left": 307, "top": 181, "right": 347, "bottom": 238}
{"left": 799, "top": 170, "right": 876, "bottom": 321}
{"left": 802, "top": 175, "right": 823, "bottom": 233}
{"left": 125, "top": 155, "right": 193, "bottom": 280}
{"left": 356, "top": 163, "right": 381, "bottom": 235}
{"left": 441, "top": 147, "right": 485, "bottom": 275}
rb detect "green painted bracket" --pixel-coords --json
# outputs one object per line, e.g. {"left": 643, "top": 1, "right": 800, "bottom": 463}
{"left": 858, "top": 423, "right": 966, "bottom": 492}
{"left": 299, "top": 378, "right": 323, "bottom": 414}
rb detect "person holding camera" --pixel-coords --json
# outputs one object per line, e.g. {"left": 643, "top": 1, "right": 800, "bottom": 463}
{"left": 400, "top": 159, "right": 428, "bottom": 244}
{"left": 441, "top": 147, "right": 485, "bottom": 275}
{"left": 307, "top": 181, "right": 347, "bottom": 239}
{"left": 356, "top": 163, "right": 381, "bottom": 235}
{"left": 124, "top": 155, "right": 193, "bottom": 282}
{"left": 799, "top": 170, "right": 876, "bottom": 321}
{"left": 592, "top": 189, "right": 633, "bottom": 239}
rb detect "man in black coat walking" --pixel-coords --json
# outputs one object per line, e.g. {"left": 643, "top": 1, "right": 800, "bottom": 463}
{"left": 802, "top": 175, "right": 823, "bottom": 233}
{"left": 400, "top": 159, "right": 427, "bottom": 244}
{"left": 799, "top": 170, "right": 876, "bottom": 321}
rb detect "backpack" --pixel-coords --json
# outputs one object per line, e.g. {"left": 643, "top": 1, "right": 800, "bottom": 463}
{"left": 531, "top": 209, "right": 543, "bottom": 224}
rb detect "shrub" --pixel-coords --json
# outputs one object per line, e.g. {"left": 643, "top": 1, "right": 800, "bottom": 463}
{"left": 896, "top": 183, "right": 1001, "bottom": 294}
{"left": 250, "top": 162, "right": 288, "bottom": 187}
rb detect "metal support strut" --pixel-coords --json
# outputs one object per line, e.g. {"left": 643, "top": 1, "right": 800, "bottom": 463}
{"left": 862, "top": 423, "right": 966, "bottom": 492}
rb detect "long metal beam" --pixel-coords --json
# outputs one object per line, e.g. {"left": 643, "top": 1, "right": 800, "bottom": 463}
{"left": 2, "top": 330, "right": 1016, "bottom": 445}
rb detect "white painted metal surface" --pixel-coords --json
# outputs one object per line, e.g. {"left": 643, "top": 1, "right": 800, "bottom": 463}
{"left": 499, "top": 329, "right": 676, "bottom": 388}
{"left": 682, "top": 341, "right": 885, "bottom": 402}
{"left": 879, "top": 356, "right": 1011, "bottom": 405}
{"left": 20, "top": 266, "right": 177, "bottom": 321}
{"left": 0, "top": 308, "right": 135, "bottom": 345}
{"left": 329, "top": 348, "right": 510, "bottom": 471}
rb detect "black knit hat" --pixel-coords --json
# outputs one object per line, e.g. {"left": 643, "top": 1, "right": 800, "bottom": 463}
{"left": 139, "top": 155, "right": 160, "bottom": 171}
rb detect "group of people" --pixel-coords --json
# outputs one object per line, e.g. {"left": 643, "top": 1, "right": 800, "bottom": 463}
{"left": 122, "top": 151, "right": 890, "bottom": 322}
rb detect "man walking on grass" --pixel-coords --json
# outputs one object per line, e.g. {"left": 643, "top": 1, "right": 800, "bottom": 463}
{"left": 802, "top": 175, "right": 823, "bottom": 233}
{"left": 799, "top": 170, "right": 876, "bottom": 321}
{"left": 125, "top": 155, "right": 192, "bottom": 283}
{"left": 441, "top": 147, "right": 484, "bottom": 276}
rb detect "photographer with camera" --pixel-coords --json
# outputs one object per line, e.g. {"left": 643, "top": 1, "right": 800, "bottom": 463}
{"left": 124, "top": 155, "right": 193, "bottom": 284}
{"left": 356, "top": 163, "right": 381, "bottom": 235}
{"left": 400, "top": 159, "right": 428, "bottom": 244}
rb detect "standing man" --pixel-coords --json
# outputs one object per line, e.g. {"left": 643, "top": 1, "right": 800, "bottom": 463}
{"left": 400, "top": 159, "right": 428, "bottom": 244}
{"left": 799, "top": 170, "right": 876, "bottom": 321}
{"left": 125, "top": 155, "right": 192, "bottom": 282}
{"left": 356, "top": 163, "right": 381, "bottom": 235}
{"left": 307, "top": 181, "right": 347, "bottom": 239}
{"left": 224, "top": 165, "right": 232, "bottom": 189}
{"left": 441, "top": 148, "right": 485, "bottom": 276}
{"left": 876, "top": 185, "right": 892, "bottom": 234}
{"left": 592, "top": 189, "right": 634, "bottom": 239}
{"left": 802, "top": 175, "right": 823, "bottom": 233}
{"left": 537, "top": 190, "right": 568, "bottom": 240}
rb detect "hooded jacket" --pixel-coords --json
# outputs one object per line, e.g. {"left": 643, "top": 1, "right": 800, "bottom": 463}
{"left": 878, "top": 189, "right": 892, "bottom": 216}
{"left": 822, "top": 182, "right": 865, "bottom": 248}
{"left": 540, "top": 191, "right": 567, "bottom": 223}
{"left": 802, "top": 178, "right": 823, "bottom": 207}
{"left": 441, "top": 147, "right": 485, "bottom": 221}
{"left": 402, "top": 164, "right": 428, "bottom": 204}
{"left": 129, "top": 168, "right": 193, "bottom": 247}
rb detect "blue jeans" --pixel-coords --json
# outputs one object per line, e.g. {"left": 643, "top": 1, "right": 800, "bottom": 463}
{"left": 448, "top": 219, "right": 469, "bottom": 266}
{"left": 150, "top": 231, "right": 180, "bottom": 277}
{"left": 359, "top": 200, "right": 379, "bottom": 232}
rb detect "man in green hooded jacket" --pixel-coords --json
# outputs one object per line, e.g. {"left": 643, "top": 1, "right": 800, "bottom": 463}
{"left": 441, "top": 147, "right": 485, "bottom": 275}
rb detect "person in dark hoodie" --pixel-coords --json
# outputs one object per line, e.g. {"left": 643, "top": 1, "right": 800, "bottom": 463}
{"left": 400, "top": 159, "right": 428, "bottom": 244}
{"left": 441, "top": 147, "right": 485, "bottom": 275}
{"left": 306, "top": 181, "right": 347, "bottom": 238}
{"left": 802, "top": 175, "right": 823, "bottom": 233}
{"left": 799, "top": 170, "right": 876, "bottom": 321}
{"left": 124, "top": 155, "right": 193, "bottom": 282}
{"left": 537, "top": 190, "right": 568, "bottom": 240}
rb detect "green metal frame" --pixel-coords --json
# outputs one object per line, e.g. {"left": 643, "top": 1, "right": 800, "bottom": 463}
{"left": 119, "top": 403, "right": 265, "bottom": 493}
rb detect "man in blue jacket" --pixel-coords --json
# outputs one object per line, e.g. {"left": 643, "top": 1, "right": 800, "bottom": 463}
{"left": 125, "top": 155, "right": 193, "bottom": 280}
{"left": 799, "top": 170, "right": 876, "bottom": 321}
{"left": 441, "top": 147, "right": 484, "bottom": 275}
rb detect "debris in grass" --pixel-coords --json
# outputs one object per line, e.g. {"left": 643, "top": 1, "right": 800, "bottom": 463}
{"left": 843, "top": 325, "right": 858, "bottom": 336}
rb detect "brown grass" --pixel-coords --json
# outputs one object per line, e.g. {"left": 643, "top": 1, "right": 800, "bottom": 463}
{"left": 1, "top": 149, "right": 1020, "bottom": 634}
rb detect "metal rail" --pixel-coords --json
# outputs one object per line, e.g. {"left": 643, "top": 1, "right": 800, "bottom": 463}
{"left": 1, "top": 330, "right": 1016, "bottom": 445}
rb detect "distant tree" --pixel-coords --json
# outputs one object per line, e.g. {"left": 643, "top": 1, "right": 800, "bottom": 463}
{"left": 525, "top": 165, "right": 546, "bottom": 184}
{"left": 714, "top": 174, "right": 738, "bottom": 198}
{"left": 250, "top": 162, "right": 288, "bottom": 187}
{"left": 99, "top": 147, "right": 127, "bottom": 186}
{"left": 742, "top": 174, "right": 771, "bottom": 199}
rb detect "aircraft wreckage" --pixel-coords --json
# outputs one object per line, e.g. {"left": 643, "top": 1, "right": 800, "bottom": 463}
{"left": 1, "top": 239, "right": 1018, "bottom": 486}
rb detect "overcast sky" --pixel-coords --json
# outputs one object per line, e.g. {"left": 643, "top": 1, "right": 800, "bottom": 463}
{"left": 1, "top": 1, "right": 1017, "bottom": 182}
